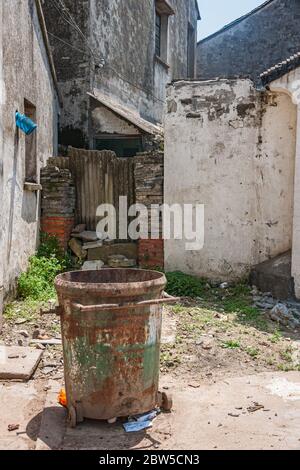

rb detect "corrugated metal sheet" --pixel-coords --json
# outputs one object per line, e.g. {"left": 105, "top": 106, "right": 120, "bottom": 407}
{"left": 68, "top": 148, "right": 135, "bottom": 231}
{"left": 47, "top": 156, "right": 71, "bottom": 170}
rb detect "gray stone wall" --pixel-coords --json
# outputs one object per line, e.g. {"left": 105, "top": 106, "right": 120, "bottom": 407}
{"left": 43, "top": 0, "right": 199, "bottom": 147}
{"left": 0, "top": 0, "right": 59, "bottom": 303}
{"left": 197, "top": 0, "right": 300, "bottom": 84}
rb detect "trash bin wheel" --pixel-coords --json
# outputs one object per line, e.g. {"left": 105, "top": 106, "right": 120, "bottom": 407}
{"left": 68, "top": 405, "right": 77, "bottom": 428}
{"left": 158, "top": 391, "right": 173, "bottom": 412}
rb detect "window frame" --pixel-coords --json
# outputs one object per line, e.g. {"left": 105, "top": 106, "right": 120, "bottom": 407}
{"left": 154, "top": 0, "right": 174, "bottom": 65}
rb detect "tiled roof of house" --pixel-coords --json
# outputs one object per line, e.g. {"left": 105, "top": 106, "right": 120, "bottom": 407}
{"left": 198, "top": 0, "right": 275, "bottom": 44}
{"left": 260, "top": 51, "right": 300, "bottom": 84}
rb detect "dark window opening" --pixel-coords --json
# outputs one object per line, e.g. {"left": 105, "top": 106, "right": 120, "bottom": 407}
{"left": 94, "top": 136, "right": 143, "bottom": 158}
{"left": 24, "top": 99, "right": 37, "bottom": 183}
{"left": 155, "top": 12, "right": 162, "bottom": 57}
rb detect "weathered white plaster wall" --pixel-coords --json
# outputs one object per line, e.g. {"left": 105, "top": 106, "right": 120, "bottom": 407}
{"left": 164, "top": 79, "right": 296, "bottom": 281}
{"left": 269, "top": 68, "right": 300, "bottom": 298}
{"left": 1, "top": 0, "right": 59, "bottom": 303}
{"left": 0, "top": 0, "right": 4, "bottom": 318}
{"left": 91, "top": 106, "right": 140, "bottom": 136}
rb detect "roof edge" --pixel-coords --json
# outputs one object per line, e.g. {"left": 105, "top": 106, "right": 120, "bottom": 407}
{"left": 197, "top": 0, "right": 275, "bottom": 45}
{"left": 87, "top": 90, "right": 163, "bottom": 136}
{"left": 195, "top": 0, "right": 201, "bottom": 21}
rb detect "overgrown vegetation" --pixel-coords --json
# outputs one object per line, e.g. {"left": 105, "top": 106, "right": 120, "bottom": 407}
{"left": 17, "top": 233, "right": 71, "bottom": 301}
{"left": 162, "top": 271, "right": 300, "bottom": 373}
{"left": 165, "top": 271, "right": 207, "bottom": 298}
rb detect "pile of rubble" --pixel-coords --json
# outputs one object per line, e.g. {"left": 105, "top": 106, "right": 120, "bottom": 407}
{"left": 252, "top": 288, "right": 300, "bottom": 330}
{"left": 68, "top": 224, "right": 137, "bottom": 270}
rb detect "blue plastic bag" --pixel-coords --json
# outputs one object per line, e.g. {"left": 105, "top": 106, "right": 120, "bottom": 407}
{"left": 15, "top": 111, "right": 37, "bottom": 135}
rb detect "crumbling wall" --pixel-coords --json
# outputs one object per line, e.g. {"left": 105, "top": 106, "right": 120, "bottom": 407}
{"left": 164, "top": 78, "right": 297, "bottom": 280}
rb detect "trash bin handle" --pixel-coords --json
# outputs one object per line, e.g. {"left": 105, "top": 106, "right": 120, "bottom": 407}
{"left": 72, "top": 292, "right": 180, "bottom": 313}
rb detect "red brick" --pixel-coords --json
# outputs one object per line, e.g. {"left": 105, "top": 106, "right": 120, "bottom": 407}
{"left": 138, "top": 239, "right": 164, "bottom": 269}
{"left": 41, "top": 216, "right": 75, "bottom": 251}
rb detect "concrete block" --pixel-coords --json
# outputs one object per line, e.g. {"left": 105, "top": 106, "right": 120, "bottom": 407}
{"left": 0, "top": 346, "right": 43, "bottom": 381}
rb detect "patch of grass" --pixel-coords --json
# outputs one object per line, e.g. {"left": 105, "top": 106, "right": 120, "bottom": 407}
{"left": 17, "top": 233, "right": 72, "bottom": 302}
{"left": 266, "top": 357, "right": 276, "bottom": 366}
{"left": 221, "top": 340, "right": 241, "bottom": 350}
{"left": 160, "top": 349, "right": 181, "bottom": 368}
{"left": 269, "top": 329, "right": 282, "bottom": 344}
{"left": 236, "top": 307, "right": 268, "bottom": 330}
{"left": 277, "top": 363, "right": 296, "bottom": 372}
{"left": 172, "top": 305, "right": 186, "bottom": 314}
{"left": 4, "top": 299, "right": 44, "bottom": 322}
{"left": 165, "top": 272, "right": 207, "bottom": 298}
{"left": 18, "top": 255, "right": 64, "bottom": 301}
{"left": 246, "top": 347, "right": 259, "bottom": 358}
{"left": 280, "top": 347, "right": 293, "bottom": 363}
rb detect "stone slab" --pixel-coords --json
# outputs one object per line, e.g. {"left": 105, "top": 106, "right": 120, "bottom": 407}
{"left": 81, "top": 260, "right": 104, "bottom": 271}
{"left": 0, "top": 346, "right": 43, "bottom": 381}
{"left": 88, "top": 243, "right": 138, "bottom": 263}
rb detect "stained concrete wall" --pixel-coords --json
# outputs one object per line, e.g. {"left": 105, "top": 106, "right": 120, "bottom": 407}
{"left": 0, "top": 0, "right": 59, "bottom": 304}
{"left": 0, "top": 0, "right": 4, "bottom": 317}
{"left": 197, "top": 0, "right": 300, "bottom": 84}
{"left": 164, "top": 79, "right": 296, "bottom": 281}
{"left": 43, "top": 0, "right": 199, "bottom": 147}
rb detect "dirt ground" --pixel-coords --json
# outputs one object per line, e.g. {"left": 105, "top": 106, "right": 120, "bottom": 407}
{"left": 1, "top": 283, "right": 300, "bottom": 450}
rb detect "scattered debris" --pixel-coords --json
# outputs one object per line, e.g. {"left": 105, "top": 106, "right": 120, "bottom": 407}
{"left": 8, "top": 424, "right": 20, "bottom": 432}
{"left": 123, "top": 410, "right": 158, "bottom": 433}
{"left": 107, "top": 418, "right": 117, "bottom": 424}
{"left": 228, "top": 413, "right": 240, "bottom": 418}
{"left": 81, "top": 260, "right": 104, "bottom": 271}
{"left": 188, "top": 382, "right": 201, "bottom": 389}
{"left": 72, "top": 224, "right": 86, "bottom": 234}
{"left": 108, "top": 254, "right": 136, "bottom": 268}
{"left": 30, "top": 339, "right": 62, "bottom": 346}
{"left": 69, "top": 238, "right": 87, "bottom": 260}
{"left": 123, "top": 420, "right": 153, "bottom": 433}
{"left": 269, "top": 303, "right": 300, "bottom": 329}
{"left": 15, "top": 319, "right": 28, "bottom": 325}
{"left": 220, "top": 282, "right": 229, "bottom": 289}
{"left": 83, "top": 240, "right": 103, "bottom": 250}
{"left": 72, "top": 231, "right": 99, "bottom": 242}
{"left": 247, "top": 403, "right": 265, "bottom": 413}
{"left": 19, "top": 330, "right": 29, "bottom": 338}
{"left": 58, "top": 389, "right": 67, "bottom": 407}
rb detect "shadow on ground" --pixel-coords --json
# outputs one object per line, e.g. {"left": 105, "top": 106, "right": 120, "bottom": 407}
{"left": 26, "top": 408, "right": 161, "bottom": 450}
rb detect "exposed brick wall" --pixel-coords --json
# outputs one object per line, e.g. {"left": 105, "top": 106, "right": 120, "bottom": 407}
{"left": 197, "top": 0, "right": 300, "bottom": 85}
{"left": 41, "top": 216, "right": 75, "bottom": 251}
{"left": 134, "top": 151, "right": 164, "bottom": 268}
{"left": 138, "top": 239, "right": 164, "bottom": 269}
{"left": 40, "top": 164, "right": 75, "bottom": 250}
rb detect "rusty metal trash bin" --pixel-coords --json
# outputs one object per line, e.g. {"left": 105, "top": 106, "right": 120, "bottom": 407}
{"left": 54, "top": 269, "right": 177, "bottom": 427}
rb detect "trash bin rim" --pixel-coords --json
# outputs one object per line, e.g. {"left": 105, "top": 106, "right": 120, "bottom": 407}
{"left": 55, "top": 268, "right": 167, "bottom": 294}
